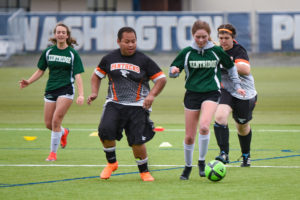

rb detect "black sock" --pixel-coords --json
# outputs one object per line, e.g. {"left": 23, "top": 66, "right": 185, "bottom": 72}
{"left": 104, "top": 147, "right": 117, "bottom": 163}
{"left": 214, "top": 122, "right": 229, "bottom": 154}
{"left": 238, "top": 129, "right": 252, "bottom": 154}
{"left": 136, "top": 158, "right": 149, "bottom": 173}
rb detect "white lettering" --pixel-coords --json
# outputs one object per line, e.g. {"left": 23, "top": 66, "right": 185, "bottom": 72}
{"left": 83, "top": 16, "right": 102, "bottom": 51}
{"left": 102, "top": 17, "right": 126, "bottom": 50}
{"left": 272, "top": 15, "right": 294, "bottom": 50}
{"left": 24, "top": 17, "right": 39, "bottom": 51}
{"left": 39, "top": 17, "right": 57, "bottom": 50}
{"left": 64, "top": 17, "right": 83, "bottom": 50}
{"left": 176, "top": 16, "right": 197, "bottom": 49}
{"left": 48, "top": 55, "right": 71, "bottom": 64}
{"left": 156, "top": 16, "right": 177, "bottom": 51}
{"left": 136, "top": 16, "right": 156, "bottom": 51}
{"left": 294, "top": 15, "right": 300, "bottom": 49}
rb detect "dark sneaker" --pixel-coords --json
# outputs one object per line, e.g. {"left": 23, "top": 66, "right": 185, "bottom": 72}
{"left": 240, "top": 153, "right": 251, "bottom": 167}
{"left": 215, "top": 151, "right": 229, "bottom": 164}
{"left": 180, "top": 166, "right": 192, "bottom": 180}
{"left": 198, "top": 160, "right": 206, "bottom": 177}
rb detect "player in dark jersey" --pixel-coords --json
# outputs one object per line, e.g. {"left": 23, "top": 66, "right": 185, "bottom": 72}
{"left": 169, "top": 20, "right": 245, "bottom": 180}
{"left": 87, "top": 27, "right": 167, "bottom": 182}
{"left": 19, "top": 22, "right": 85, "bottom": 161}
{"left": 214, "top": 24, "right": 257, "bottom": 167}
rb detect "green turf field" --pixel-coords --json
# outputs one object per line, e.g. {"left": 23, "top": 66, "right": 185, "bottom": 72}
{"left": 0, "top": 66, "right": 300, "bottom": 200}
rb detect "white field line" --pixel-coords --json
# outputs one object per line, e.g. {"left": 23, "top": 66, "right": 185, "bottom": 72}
{"left": 0, "top": 164, "right": 299, "bottom": 168}
{"left": 1, "top": 128, "right": 300, "bottom": 133}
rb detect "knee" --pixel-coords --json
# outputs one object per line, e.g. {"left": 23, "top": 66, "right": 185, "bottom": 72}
{"left": 45, "top": 123, "right": 52, "bottom": 130}
{"left": 199, "top": 126, "right": 210, "bottom": 135}
{"left": 215, "top": 115, "right": 227, "bottom": 125}
{"left": 185, "top": 136, "right": 195, "bottom": 144}
{"left": 237, "top": 124, "right": 250, "bottom": 135}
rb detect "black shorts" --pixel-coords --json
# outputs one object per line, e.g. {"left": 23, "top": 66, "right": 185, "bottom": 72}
{"left": 219, "top": 88, "right": 257, "bottom": 124}
{"left": 44, "top": 84, "right": 74, "bottom": 102}
{"left": 98, "top": 102, "right": 155, "bottom": 146}
{"left": 184, "top": 90, "right": 221, "bottom": 110}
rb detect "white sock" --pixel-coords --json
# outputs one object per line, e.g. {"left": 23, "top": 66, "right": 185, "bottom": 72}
{"left": 198, "top": 133, "right": 210, "bottom": 161}
{"left": 61, "top": 126, "right": 65, "bottom": 135}
{"left": 50, "top": 131, "right": 63, "bottom": 153}
{"left": 184, "top": 142, "right": 195, "bottom": 167}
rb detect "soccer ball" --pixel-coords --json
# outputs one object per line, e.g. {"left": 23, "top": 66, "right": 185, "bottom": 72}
{"left": 205, "top": 160, "right": 226, "bottom": 182}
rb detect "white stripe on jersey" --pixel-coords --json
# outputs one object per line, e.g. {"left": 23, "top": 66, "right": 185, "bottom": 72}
{"left": 94, "top": 68, "right": 106, "bottom": 79}
{"left": 152, "top": 74, "right": 166, "bottom": 83}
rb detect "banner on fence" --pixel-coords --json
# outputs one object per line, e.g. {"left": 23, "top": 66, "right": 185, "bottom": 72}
{"left": 23, "top": 12, "right": 250, "bottom": 53}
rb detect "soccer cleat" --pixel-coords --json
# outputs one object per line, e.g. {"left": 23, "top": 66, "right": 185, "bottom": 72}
{"left": 100, "top": 161, "right": 118, "bottom": 179}
{"left": 60, "top": 128, "right": 69, "bottom": 148}
{"left": 180, "top": 166, "right": 192, "bottom": 180}
{"left": 140, "top": 172, "right": 155, "bottom": 181}
{"left": 45, "top": 152, "right": 57, "bottom": 161}
{"left": 240, "top": 153, "right": 251, "bottom": 167}
{"left": 198, "top": 160, "right": 206, "bottom": 177}
{"left": 215, "top": 151, "right": 230, "bottom": 164}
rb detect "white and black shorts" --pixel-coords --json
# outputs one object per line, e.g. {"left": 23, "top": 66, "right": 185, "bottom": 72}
{"left": 98, "top": 102, "right": 155, "bottom": 146}
{"left": 184, "top": 90, "right": 221, "bottom": 110}
{"left": 44, "top": 84, "right": 74, "bottom": 102}
{"left": 219, "top": 88, "right": 257, "bottom": 124}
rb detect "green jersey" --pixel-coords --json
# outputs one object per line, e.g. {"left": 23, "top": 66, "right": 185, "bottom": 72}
{"left": 37, "top": 45, "right": 84, "bottom": 92}
{"left": 170, "top": 41, "right": 239, "bottom": 93}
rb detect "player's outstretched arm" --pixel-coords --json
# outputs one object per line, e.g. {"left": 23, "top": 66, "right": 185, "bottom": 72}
{"left": 87, "top": 73, "right": 102, "bottom": 105}
{"left": 19, "top": 69, "right": 44, "bottom": 89}
{"left": 75, "top": 74, "right": 84, "bottom": 105}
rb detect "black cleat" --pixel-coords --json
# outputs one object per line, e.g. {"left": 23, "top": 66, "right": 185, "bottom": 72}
{"left": 240, "top": 153, "right": 251, "bottom": 167}
{"left": 198, "top": 160, "right": 206, "bottom": 177}
{"left": 215, "top": 151, "right": 229, "bottom": 164}
{"left": 180, "top": 166, "right": 192, "bottom": 180}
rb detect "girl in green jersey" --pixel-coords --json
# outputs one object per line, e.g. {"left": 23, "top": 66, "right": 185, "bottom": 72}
{"left": 19, "top": 23, "right": 84, "bottom": 161}
{"left": 169, "top": 20, "right": 245, "bottom": 180}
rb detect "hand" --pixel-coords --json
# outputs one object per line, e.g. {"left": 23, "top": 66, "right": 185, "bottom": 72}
{"left": 171, "top": 67, "right": 180, "bottom": 74}
{"left": 143, "top": 94, "right": 155, "bottom": 110}
{"left": 237, "top": 88, "right": 246, "bottom": 97}
{"left": 19, "top": 79, "right": 30, "bottom": 89}
{"left": 87, "top": 93, "right": 98, "bottom": 105}
{"left": 76, "top": 95, "right": 84, "bottom": 105}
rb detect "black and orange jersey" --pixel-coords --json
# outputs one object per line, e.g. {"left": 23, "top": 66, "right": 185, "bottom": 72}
{"left": 94, "top": 49, "right": 166, "bottom": 106}
{"left": 221, "top": 42, "right": 257, "bottom": 100}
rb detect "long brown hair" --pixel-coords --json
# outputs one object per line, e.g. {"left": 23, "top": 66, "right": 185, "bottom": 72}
{"left": 49, "top": 22, "right": 78, "bottom": 48}
{"left": 192, "top": 20, "right": 212, "bottom": 41}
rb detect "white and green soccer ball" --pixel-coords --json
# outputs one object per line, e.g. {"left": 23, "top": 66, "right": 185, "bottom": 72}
{"left": 205, "top": 160, "right": 226, "bottom": 182}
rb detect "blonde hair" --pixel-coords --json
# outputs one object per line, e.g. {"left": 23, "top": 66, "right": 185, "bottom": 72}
{"left": 49, "top": 22, "right": 78, "bottom": 48}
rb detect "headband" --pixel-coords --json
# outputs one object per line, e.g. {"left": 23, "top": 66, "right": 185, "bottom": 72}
{"left": 218, "top": 28, "right": 233, "bottom": 34}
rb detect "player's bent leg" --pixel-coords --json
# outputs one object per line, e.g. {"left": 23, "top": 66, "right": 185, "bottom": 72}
{"left": 100, "top": 144, "right": 118, "bottom": 179}
{"left": 132, "top": 144, "right": 154, "bottom": 181}
{"left": 236, "top": 123, "right": 252, "bottom": 167}
{"left": 214, "top": 104, "right": 232, "bottom": 163}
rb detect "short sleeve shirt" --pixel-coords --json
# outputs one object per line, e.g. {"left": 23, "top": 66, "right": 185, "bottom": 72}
{"left": 37, "top": 45, "right": 84, "bottom": 92}
{"left": 221, "top": 43, "right": 257, "bottom": 99}
{"left": 94, "top": 49, "right": 165, "bottom": 106}
{"left": 170, "top": 45, "right": 234, "bottom": 93}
